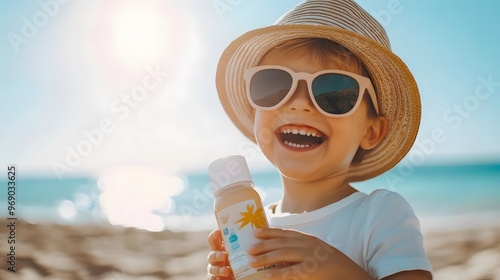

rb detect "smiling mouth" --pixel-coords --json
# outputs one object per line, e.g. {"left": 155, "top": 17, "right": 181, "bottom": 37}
{"left": 277, "top": 125, "right": 326, "bottom": 149}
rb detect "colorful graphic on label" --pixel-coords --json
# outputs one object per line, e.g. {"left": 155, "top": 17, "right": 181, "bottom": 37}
{"left": 235, "top": 203, "right": 267, "bottom": 229}
{"left": 216, "top": 199, "right": 270, "bottom": 278}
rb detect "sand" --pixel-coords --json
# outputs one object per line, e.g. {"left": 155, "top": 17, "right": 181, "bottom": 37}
{"left": 1, "top": 220, "right": 499, "bottom": 280}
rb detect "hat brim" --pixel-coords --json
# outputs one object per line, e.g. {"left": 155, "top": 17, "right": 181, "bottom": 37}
{"left": 216, "top": 25, "right": 421, "bottom": 182}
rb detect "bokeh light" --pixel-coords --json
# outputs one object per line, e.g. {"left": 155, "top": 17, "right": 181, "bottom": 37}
{"left": 97, "top": 166, "right": 185, "bottom": 232}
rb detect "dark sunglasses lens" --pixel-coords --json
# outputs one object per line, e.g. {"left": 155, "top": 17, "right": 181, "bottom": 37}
{"left": 249, "top": 69, "right": 293, "bottom": 107}
{"left": 312, "top": 74, "right": 360, "bottom": 114}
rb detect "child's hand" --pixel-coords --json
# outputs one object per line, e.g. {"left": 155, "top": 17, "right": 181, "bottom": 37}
{"left": 207, "top": 229, "right": 235, "bottom": 280}
{"left": 248, "top": 228, "right": 372, "bottom": 280}
{"left": 247, "top": 228, "right": 336, "bottom": 279}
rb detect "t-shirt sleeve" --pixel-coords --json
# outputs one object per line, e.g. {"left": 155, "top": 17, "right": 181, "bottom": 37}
{"left": 363, "top": 190, "right": 433, "bottom": 279}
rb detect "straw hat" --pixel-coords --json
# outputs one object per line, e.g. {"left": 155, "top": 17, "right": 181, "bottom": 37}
{"left": 215, "top": 0, "right": 421, "bottom": 182}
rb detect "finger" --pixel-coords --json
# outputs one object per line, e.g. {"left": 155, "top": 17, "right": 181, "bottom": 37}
{"left": 249, "top": 248, "right": 303, "bottom": 267}
{"left": 208, "top": 229, "right": 225, "bottom": 251}
{"left": 207, "top": 250, "right": 229, "bottom": 265}
{"left": 254, "top": 227, "right": 304, "bottom": 239}
{"left": 206, "top": 276, "right": 234, "bottom": 280}
{"left": 248, "top": 236, "right": 299, "bottom": 255}
{"left": 207, "top": 270, "right": 234, "bottom": 280}
{"left": 207, "top": 263, "right": 233, "bottom": 278}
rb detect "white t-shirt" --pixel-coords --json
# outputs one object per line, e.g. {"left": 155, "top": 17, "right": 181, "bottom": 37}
{"left": 266, "top": 189, "right": 433, "bottom": 279}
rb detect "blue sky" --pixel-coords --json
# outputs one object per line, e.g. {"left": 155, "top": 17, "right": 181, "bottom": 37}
{"left": 1, "top": 0, "right": 499, "bottom": 178}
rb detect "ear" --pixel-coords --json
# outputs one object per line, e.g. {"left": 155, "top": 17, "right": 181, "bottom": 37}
{"left": 360, "top": 116, "right": 388, "bottom": 150}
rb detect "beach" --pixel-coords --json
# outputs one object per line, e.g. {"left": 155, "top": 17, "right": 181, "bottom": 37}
{"left": 1, "top": 220, "right": 499, "bottom": 280}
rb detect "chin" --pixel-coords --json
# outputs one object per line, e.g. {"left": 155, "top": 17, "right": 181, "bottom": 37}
{"left": 274, "top": 160, "right": 323, "bottom": 181}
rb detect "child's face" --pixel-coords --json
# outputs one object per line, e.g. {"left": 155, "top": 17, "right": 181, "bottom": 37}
{"left": 253, "top": 47, "right": 378, "bottom": 181}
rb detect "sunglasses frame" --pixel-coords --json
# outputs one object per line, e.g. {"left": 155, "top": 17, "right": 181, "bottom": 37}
{"left": 244, "top": 65, "right": 379, "bottom": 118}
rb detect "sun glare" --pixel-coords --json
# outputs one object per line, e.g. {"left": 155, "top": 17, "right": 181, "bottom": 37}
{"left": 111, "top": 5, "right": 171, "bottom": 66}
{"left": 98, "top": 166, "right": 186, "bottom": 232}
{"left": 92, "top": 1, "right": 200, "bottom": 88}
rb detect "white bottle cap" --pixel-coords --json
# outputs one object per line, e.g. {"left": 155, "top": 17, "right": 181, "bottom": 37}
{"left": 209, "top": 155, "right": 253, "bottom": 195}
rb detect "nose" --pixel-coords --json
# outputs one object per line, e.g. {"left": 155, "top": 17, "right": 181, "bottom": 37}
{"left": 285, "top": 80, "right": 315, "bottom": 113}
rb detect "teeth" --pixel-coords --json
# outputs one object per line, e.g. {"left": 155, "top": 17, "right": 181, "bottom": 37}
{"left": 280, "top": 126, "right": 323, "bottom": 138}
{"left": 284, "top": 141, "right": 311, "bottom": 148}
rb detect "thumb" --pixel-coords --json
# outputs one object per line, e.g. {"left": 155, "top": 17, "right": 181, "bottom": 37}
{"left": 208, "top": 229, "right": 225, "bottom": 251}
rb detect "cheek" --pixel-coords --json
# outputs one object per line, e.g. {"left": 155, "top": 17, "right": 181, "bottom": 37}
{"left": 254, "top": 111, "right": 276, "bottom": 151}
{"left": 325, "top": 117, "right": 367, "bottom": 158}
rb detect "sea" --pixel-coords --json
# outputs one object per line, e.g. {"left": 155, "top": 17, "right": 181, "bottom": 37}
{"left": 1, "top": 163, "right": 499, "bottom": 232}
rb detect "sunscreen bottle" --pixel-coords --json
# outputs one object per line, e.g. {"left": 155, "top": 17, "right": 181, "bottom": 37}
{"left": 209, "top": 155, "right": 279, "bottom": 280}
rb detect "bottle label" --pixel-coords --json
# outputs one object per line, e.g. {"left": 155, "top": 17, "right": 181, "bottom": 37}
{"left": 217, "top": 199, "right": 273, "bottom": 279}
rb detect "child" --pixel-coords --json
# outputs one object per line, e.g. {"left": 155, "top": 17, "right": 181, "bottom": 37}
{"left": 208, "top": 0, "right": 433, "bottom": 279}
